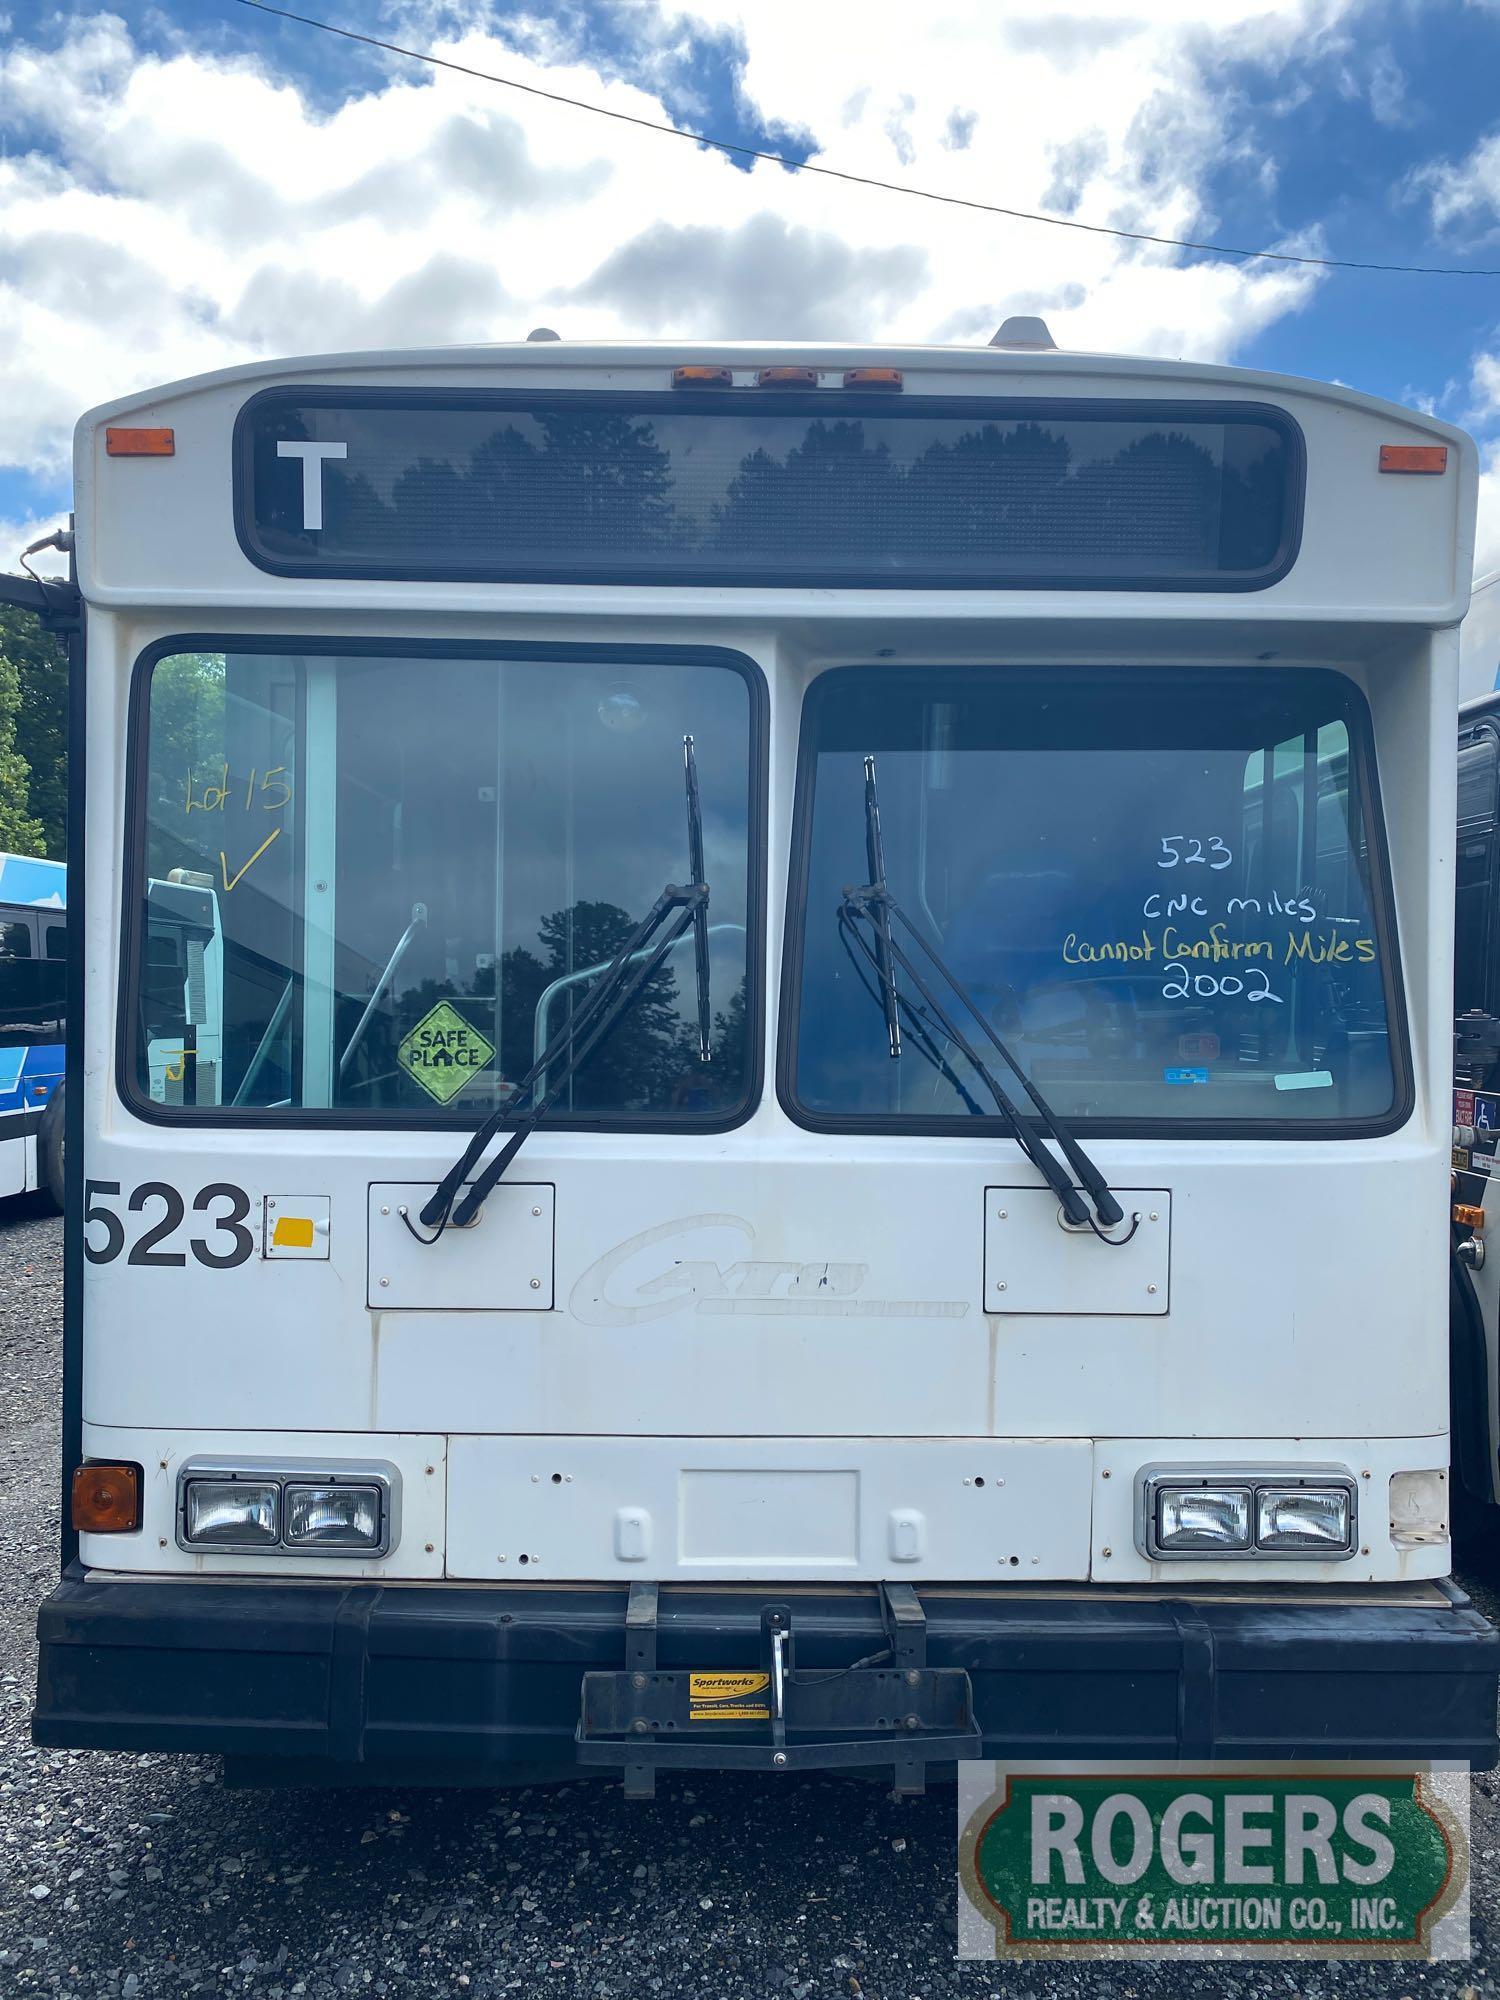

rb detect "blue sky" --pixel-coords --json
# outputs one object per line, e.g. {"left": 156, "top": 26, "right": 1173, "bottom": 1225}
{"left": 3, "top": 0, "right": 1500, "bottom": 664}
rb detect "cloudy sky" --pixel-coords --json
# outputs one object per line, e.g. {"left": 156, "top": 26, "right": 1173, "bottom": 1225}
{"left": 3, "top": 0, "right": 1500, "bottom": 678}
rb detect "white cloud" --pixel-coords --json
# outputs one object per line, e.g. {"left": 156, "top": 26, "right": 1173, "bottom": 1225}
{"left": 0, "top": 0, "right": 1355, "bottom": 496}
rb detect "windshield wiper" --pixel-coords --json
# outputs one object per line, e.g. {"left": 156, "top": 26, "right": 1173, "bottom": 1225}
{"left": 841, "top": 754, "right": 1125, "bottom": 1235}
{"left": 416, "top": 735, "right": 711, "bottom": 1238}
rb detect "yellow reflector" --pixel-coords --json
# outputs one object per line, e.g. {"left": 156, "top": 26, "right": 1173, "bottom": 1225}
{"left": 1379, "top": 444, "right": 1447, "bottom": 474}
{"left": 843, "top": 367, "right": 903, "bottom": 390}
{"left": 105, "top": 427, "right": 175, "bottom": 457}
{"left": 672, "top": 366, "right": 733, "bottom": 388}
{"left": 71, "top": 1462, "right": 143, "bottom": 1534}
{"left": 272, "top": 1215, "right": 316, "bottom": 1249}
{"left": 1454, "top": 1203, "right": 1485, "bottom": 1232}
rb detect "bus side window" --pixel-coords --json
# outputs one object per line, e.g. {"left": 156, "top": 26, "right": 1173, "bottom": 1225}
{"left": 44, "top": 923, "right": 66, "bottom": 961}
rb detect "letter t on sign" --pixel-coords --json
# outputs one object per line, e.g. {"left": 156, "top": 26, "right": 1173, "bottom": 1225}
{"left": 276, "top": 440, "right": 348, "bottom": 531}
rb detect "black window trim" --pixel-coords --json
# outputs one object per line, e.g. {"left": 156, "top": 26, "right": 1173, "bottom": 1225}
{"left": 233, "top": 385, "right": 1306, "bottom": 594}
{"left": 776, "top": 662, "right": 1414, "bottom": 1144}
{"left": 119, "top": 634, "right": 768, "bottom": 1134}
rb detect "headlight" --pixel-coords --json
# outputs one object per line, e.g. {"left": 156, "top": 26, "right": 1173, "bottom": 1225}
{"left": 1140, "top": 1467, "right": 1356, "bottom": 1560}
{"left": 1256, "top": 1485, "right": 1352, "bottom": 1552}
{"left": 284, "top": 1483, "right": 383, "bottom": 1550}
{"left": 1154, "top": 1485, "right": 1252, "bottom": 1552}
{"left": 175, "top": 1459, "right": 398, "bottom": 1556}
{"left": 182, "top": 1478, "right": 278, "bottom": 1547}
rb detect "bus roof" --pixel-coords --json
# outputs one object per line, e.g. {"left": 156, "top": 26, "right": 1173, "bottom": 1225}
{"left": 75, "top": 337, "right": 1476, "bottom": 441}
{"left": 0, "top": 852, "right": 65, "bottom": 909}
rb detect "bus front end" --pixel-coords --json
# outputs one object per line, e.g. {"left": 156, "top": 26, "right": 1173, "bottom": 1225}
{"left": 33, "top": 338, "right": 1500, "bottom": 1787}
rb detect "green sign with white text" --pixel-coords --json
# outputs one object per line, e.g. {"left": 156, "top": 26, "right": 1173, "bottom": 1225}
{"left": 958, "top": 1763, "right": 1468, "bottom": 1962}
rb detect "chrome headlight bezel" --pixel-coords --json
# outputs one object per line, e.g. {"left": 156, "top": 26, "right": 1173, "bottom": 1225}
{"left": 1137, "top": 1467, "right": 1356, "bottom": 1561}
{"left": 176, "top": 1458, "right": 399, "bottom": 1556}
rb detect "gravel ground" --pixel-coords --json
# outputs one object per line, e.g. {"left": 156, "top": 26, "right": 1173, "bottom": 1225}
{"left": 1, "top": 1201, "right": 1497, "bottom": 1999}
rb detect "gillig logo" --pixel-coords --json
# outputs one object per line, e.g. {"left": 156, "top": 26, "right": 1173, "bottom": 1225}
{"left": 569, "top": 1215, "right": 969, "bottom": 1327}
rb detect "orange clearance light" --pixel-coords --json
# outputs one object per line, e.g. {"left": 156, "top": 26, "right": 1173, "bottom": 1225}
{"left": 1379, "top": 444, "right": 1447, "bottom": 474}
{"left": 71, "top": 1461, "right": 143, "bottom": 1534}
{"left": 756, "top": 366, "right": 819, "bottom": 388}
{"left": 106, "top": 427, "right": 175, "bottom": 458}
{"left": 672, "top": 366, "right": 733, "bottom": 388}
{"left": 1454, "top": 1203, "right": 1486, "bottom": 1232}
{"left": 843, "top": 367, "right": 903, "bottom": 390}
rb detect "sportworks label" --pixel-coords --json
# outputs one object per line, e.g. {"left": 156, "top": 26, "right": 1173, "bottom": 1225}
{"left": 687, "top": 1672, "right": 771, "bottom": 1722}
{"left": 957, "top": 1762, "right": 1469, "bottom": 1961}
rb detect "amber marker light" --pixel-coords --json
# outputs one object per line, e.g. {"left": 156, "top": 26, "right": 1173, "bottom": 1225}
{"left": 1378, "top": 444, "right": 1447, "bottom": 474}
{"left": 1454, "top": 1203, "right": 1486, "bottom": 1232}
{"left": 105, "top": 427, "right": 175, "bottom": 457}
{"left": 843, "top": 368, "right": 903, "bottom": 390}
{"left": 672, "top": 366, "right": 733, "bottom": 388}
{"left": 71, "top": 1461, "right": 143, "bottom": 1534}
{"left": 756, "top": 366, "right": 819, "bottom": 388}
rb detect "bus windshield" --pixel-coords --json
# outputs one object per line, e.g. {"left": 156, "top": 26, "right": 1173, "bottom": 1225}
{"left": 128, "top": 645, "right": 755, "bottom": 1122}
{"left": 790, "top": 665, "right": 1400, "bottom": 1128}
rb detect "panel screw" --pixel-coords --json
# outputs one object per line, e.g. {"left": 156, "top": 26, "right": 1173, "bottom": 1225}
{"left": 498, "top": 1554, "right": 507, "bottom": 1563}
{"left": 1146, "top": 1284, "right": 1158, "bottom": 1295}
{"left": 996, "top": 1282, "right": 1007, "bottom": 1293}
{"left": 380, "top": 1205, "right": 390, "bottom": 1216}
{"left": 565, "top": 1474, "right": 573, "bottom": 1483}
{"left": 1101, "top": 1469, "right": 1111, "bottom": 1479}
{"left": 904, "top": 1714, "right": 920, "bottom": 1731}
{"left": 1148, "top": 1211, "right": 1159, "bottom": 1222}
{"left": 379, "top": 1277, "right": 390, "bottom": 1289}
{"left": 632, "top": 1718, "right": 649, "bottom": 1734}
{"left": 1361, "top": 1469, "right": 1371, "bottom": 1479}
{"left": 532, "top": 1206, "right": 542, "bottom": 1217}
{"left": 530, "top": 1278, "right": 542, "bottom": 1290}
{"left": 531, "top": 1474, "right": 540, "bottom": 1483}
{"left": 632, "top": 1672, "right": 648, "bottom": 1690}
{"left": 425, "top": 1465, "right": 435, "bottom": 1475}
{"left": 158, "top": 1537, "right": 167, "bottom": 1548}
{"left": 997, "top": 1209, "right": 1008, "bottom": 1220}
{"left": 963, "top": 1477, "right": 972, "bottom": 1486}
{"left": 1361, "top": 1546, "right": 1371, "bottom": 1556}
{"left": 904, "top": 1668, "right": 921, "bottom": 1687}
{"left": 159, "top": 1458, "right": 168, "bottom": 1469}
{"left": 424, "top": 1542, "right": 434, "bottom": 1554}
{"left": 772, "top": 1752, "right": 787, "bottom": 1767}
{"left": 315, "top": 880, "right": 328, "bottom": 892}
{"left": 1101, "top": 1546, "right": 1112, "bottom": 1558}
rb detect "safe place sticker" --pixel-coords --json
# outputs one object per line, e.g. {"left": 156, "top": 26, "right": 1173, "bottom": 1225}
{"left": 957, "top": 1762, "right": 1469, "bottom": 1961}
{"left": 397, "top": 1001, "right": 496, "bottom": 1105}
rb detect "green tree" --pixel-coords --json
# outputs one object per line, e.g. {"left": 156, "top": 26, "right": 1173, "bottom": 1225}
{"left": 0, "top": 606, "right": 65, "bottom": 857}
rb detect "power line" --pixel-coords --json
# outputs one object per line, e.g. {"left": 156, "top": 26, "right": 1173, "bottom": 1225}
{"left": 232, "top": 0, "right": 1500, "bottom": 279}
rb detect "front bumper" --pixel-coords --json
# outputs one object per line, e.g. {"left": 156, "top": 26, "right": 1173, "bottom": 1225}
{"left": 34, "top": 1572, "right": 1500, "bottom": 1782}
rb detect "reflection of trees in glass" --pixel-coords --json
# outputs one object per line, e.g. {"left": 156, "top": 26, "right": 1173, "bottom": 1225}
{"left": 147, "top": 653, "right": 227, "bottom": 876}
{"left": 339, "top": 411, "right": 682, "bottom": 560}
{"left": 711, "top": 421, "right": 898, "bottom": 562}
{"left": 904, "top": 421, "right": 1070, "bottom": 560}
{"left": 1070, "top": 430, "right": 1221, "bottom": 564}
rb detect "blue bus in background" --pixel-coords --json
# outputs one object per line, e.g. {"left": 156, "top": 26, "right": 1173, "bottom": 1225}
{"left": 0, "top": 853, "right": 66, "bottom": 1209}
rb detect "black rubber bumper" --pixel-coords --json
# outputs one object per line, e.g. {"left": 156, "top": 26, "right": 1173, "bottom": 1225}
{"left": 34, "top": 1573, "right": 1500, "bottom": 1780}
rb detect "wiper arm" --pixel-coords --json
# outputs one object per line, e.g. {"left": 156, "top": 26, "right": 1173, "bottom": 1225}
{"left": 417, "top": 736, "right": 711, "bottom": 1237}
{"left": 841, "top": 754, "right": 1125, "bottom": 1233}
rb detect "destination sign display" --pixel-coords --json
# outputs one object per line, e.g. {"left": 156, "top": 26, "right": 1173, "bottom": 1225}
{"left": 234, "top": 388, "right": 1301, "bottom": 590}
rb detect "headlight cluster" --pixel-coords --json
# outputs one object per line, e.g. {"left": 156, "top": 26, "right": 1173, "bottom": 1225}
{"left": 1141, "top": 1470, "right": 1355, "bottom": 1560}
{"left": 177, "top": 1460, "right": 397, "bottom": 1555}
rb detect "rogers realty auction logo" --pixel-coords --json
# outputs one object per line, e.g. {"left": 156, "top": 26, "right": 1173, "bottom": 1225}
{"left": 957, "top": 1763, "right": 1469, "bottom": 1962}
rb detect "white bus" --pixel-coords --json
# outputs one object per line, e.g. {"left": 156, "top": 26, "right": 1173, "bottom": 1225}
{"left": 14, "top": 325, "right": 1499, "bottom": 1793}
